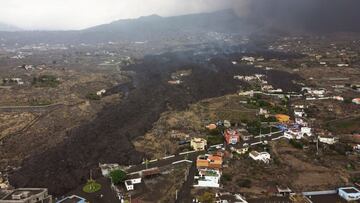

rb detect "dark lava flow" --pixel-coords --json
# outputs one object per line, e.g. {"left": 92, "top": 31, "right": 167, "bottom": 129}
{"left": 9, "top": 49, "right": 302, "bottom": 195}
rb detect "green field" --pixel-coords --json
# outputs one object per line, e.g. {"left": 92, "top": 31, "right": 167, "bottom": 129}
{"left": 83, "top": 180, "right": 102, "bottom": 193}
{"left": 326, "top": 117, "right": 360, "bottom": 134}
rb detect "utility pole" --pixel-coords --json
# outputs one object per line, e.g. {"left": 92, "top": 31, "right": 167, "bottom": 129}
{"left": 175, "top": 190, "right": 178, "bottom": 200}
{"left": 90, "top": 169, "right": 93, "bottom": 180}
{"left": 316, "top": 135, "right": 319, "bottom": 155}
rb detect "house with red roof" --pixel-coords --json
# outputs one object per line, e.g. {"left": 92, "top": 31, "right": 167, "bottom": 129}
{"left": 224, "top": 129, "right": 240, "bottom": 145}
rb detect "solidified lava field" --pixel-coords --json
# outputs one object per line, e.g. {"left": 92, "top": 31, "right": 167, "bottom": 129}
{"left": 9, "top": 50, "right": 302, "bottom": 195}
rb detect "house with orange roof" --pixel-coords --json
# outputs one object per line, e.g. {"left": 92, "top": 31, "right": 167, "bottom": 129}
{"left": 196, "top": 154, "right": 223, "bottom": 170}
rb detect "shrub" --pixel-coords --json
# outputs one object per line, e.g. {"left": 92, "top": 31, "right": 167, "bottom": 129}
{"left": 222, "top": 173, "right": 232, "bottom": 182}
{"left": 290, "top": 139, "right": 303, "bottom": 149}
{"left": 110, "top": 170, "right": 127, "bottom": 185}
{"left": 32, "top": 75, "right": 60, "bottom": 87}
{"left": 86, "top": 93, "right": 101, "bottom": 100}
{"left": 237, "top": 179, "right": 252, "bottom": 188}
{"left": 206, "top": 135, "right": 224, "bottom": 146}
{"left": 197, "top": 191, "right": 215, "bottom": 203}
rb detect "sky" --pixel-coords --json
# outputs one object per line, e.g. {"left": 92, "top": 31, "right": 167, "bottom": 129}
{"left": 0, "top": 0, "right": 238, "bottom": 30}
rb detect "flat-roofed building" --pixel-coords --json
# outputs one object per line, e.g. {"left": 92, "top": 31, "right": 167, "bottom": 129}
{"left": 190, "top": 137, "right": 207, "bottom": 151}
{"left": 0, "top": 188, "right": 52, "bottom": 203}
{"left": 338, "top": 187, "right": 360, "bottom": 201}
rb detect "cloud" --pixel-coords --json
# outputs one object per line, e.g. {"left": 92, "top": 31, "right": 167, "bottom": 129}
{"left": 0, "top": 0, "right": 235, "bottom": 30}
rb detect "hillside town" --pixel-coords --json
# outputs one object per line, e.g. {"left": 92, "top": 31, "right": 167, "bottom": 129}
{"left": 0, "top": 34, "right": 359, "bottom": 203}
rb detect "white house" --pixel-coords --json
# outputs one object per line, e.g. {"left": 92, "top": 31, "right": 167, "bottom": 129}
{"left": 352, "top": 98, "right": 360, "bottom": 105}
{"left": 318, "top": 136, "right": 338, "bottom": 145}
{"left": 294, "top": 109, "right": 306, "bottom": 117}
{"left": 96, "top": 89, "right": 106, "bottom": 96}
{"left": 338, "top": 187, "right": 360, "bottom": 201}
{"left": 249, "top": 151, "right": 271, "bottom": 163}
{"left": 231, "top": 145, "right": 249, "bottom": 155}
{"left": 124, "top": 173, "right": 142, "bottom": 191}
{"left": 99, "top": 163, "right": 120, "bottom": 177}
{"left": 333, "top": 96, "right": 344, "bottom": 101}
{"left": 337, "top": 63, "right": 349, "bottom": 67}
{"left": 241, "top": 56, "right": 255, "bottom": 63}
{"left": 195, "top": 169, "right": 221, "bottom": 188}
{"left": 301, "top": 127, "right": 312, "bottom": 137}
{"left": 295, "top": 117, "right": 308, "bottom": 126}
{"left": 284, "top": 128, "right": 302, "bottom": 140}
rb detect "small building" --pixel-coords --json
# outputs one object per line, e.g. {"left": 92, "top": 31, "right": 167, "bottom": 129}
{"left": 140, "top": 167, "right": 161, "bottom": 178}
{"left": 191, "top": 138, "right": 207, "bottom": 151}
{"left": 295, "top": 117, "right": 308, "bottom": 126}
{"left": 284, "top": 128, "right": 302, "bottom": 140}
{"left": 124, "top": 173, "right": 142, "bottom": 191}
{"left": 241, "top": 56, "right": 255, "bottom": 63}
{"left": 0, "top": 188, "right": 52, "bottom": 203}
{"left": 294, "top": 109, "right": 306, "bottom": 117}
{"left": 206, "top": 124, "right": 217, "bottom": 130}
{"left": 96, "top": 89, "right": 106, "bottom": 96}
{"left": 319, "top": 136, "right": 338, "bottom": 145}
{"left": 338, "top": 187, "right": 360, "bottom": 201}
{"left": 275, "top": 114, "right": 290, "bottom": 123}
{"left": 259, "top": 108, "right": 269, "bottom": 116}
{"left": 249, "top": 151, "right": 271, "bottom": 164}
{"left": 224, "top": 129, "right": 240, "bottom": 145}
{"left": 277, "top": 186, "right": 292, "bottom": 196}
{"left": 352, "top": 98, "right": 360, "bottom": 105}
{"left": 223, "top": 120, "right": 231, "bottom": 128}
{"left": 239, "top": 130, "right": 252, "bottom": 141}
{"left": 230, "top": 145, "right": 249, "bottom": 155}
{"left": 195, "top": 168, "right": 221, "bottom": 188}
{"left": 99, "top": 163, "right": 120, "bottom": 177}
{"left": 168, "top": 80, "right": 182, "bottom": 85}
{"left": 56, "top": 195, "right": 86, "bottom": 203}
{"left": 301, "top": 127, "right": 312, "bottom": 137}
{"left": 333, "top": 96, "right": 344, "bottom": 101}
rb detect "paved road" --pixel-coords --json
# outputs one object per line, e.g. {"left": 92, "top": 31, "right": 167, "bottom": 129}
{"left": 0, "top": 103, "right": 64, "bottom": 113}
{"left": 126, "top": 151, "right": 204, "bottom": 174}
{"left": 175, "top": 161, "right": 196, "bottom": 203}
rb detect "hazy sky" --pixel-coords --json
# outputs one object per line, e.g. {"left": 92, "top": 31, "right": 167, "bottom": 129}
{"left": 0, "top": 0, "right": 236, "bottom": 30}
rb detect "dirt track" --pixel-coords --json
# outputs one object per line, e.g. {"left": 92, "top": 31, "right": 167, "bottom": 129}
{"left": 9, "top": 50, "right": 301, "bottom": 195}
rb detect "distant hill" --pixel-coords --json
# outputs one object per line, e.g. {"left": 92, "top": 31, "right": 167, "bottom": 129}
{"left": 0, "top": 23, "right": 21, "bottom": 31}
{"left": 0, "top": 9, "right": 252, "bottom": 45}
{"left": 83, "top": 10, "right": 249, "bottom": 41}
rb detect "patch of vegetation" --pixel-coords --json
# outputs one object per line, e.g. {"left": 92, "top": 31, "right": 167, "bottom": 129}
{"left": 326, "top": 117, "right": 360, "bottom": 134}
{"left": 207, "top": 127, "right": 223, "bottom": 136}
{"left": 289, "top": 139, "right": 304, "bottom": 149}
{"left": 110, "top": 169, "right": 127, "bottom": 185}
{"left": 206, "top": 135, "right": 224, "bottom": 146}
{"left": 86, "top": 92, "right": 101, "bottom": 100}
{"left": 83, "top": 180, "right": 101, "bottom": 193}
{"left": 29, "top": 99, "right": 53, "bottom": 106}
{"left": 260, "top": 115, "right": 277, "bottom": 123}
{"left": 32, "top": 75, "right": 60, "bottom": 88}
{"left": 246, "top": 120, "right": 261, "bottom": 135}
{"left": 237, "top": 179, "right": 252, "bottom": 188}
{"left": 329, "top": 143, "right": 353, "bottom": 156}
{"left": 197, "top": 191, "right": 215, "bottom": 203}
{"left": 221, "top": 173, "right": 232, "bottom": 182}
